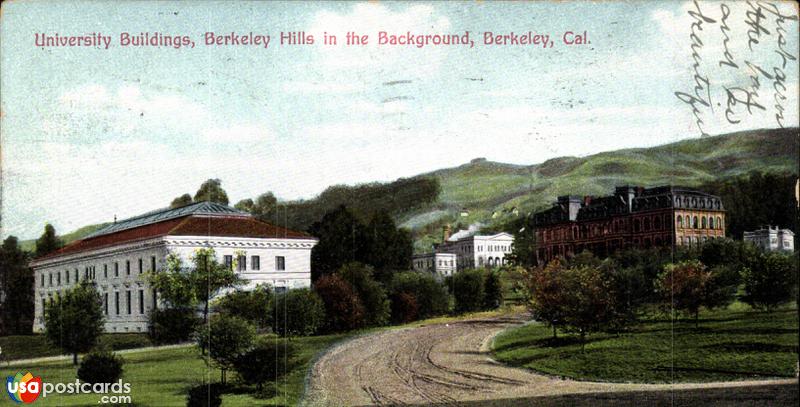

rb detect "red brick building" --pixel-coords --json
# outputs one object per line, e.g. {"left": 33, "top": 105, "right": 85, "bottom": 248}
{"left": 533, "top": 186, "right": 725, "bottom": 264}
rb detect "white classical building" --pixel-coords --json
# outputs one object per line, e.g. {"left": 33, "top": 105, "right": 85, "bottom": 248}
{"left": 413, "top": 225, "right": 514, "bottom": 277}
{"left": 743, "top": 226, "right": 795, "bottom": 252}
{"left": 30, "top": 201, "right": 317, "bottom": 333}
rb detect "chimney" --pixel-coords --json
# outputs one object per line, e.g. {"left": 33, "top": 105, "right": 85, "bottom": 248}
{"left": 113, "top": 215, "right": 117, "bottom": 224}
{"left": 443, "top": 224, "right": 452, "bottom": 242}
{"left": 583, "top": 196, "right": 592, "bottom": 206}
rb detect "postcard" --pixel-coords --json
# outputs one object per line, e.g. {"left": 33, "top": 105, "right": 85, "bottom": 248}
{"left": 0, "top": 1, "right": 798, "bottom": 406}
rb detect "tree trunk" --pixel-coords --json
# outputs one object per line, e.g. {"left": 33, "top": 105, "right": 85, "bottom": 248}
{"left": 580, "top": 332, "right": 586, "bottom": 352}
{"left": 73, "top": 352, "right": 78, "bottom": 366}
{"left": 695, "top": 309, "right": 699, "bottom": 329}
{"left": 552, "top": 325, "right": 557, "bottom": 339}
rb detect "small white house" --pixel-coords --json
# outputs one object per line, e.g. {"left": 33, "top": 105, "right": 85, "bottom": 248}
{"left": 414, "top": 225, "right": 514, "bottom": 275}
{"left": 743, "top": 226, "right": 795, "bottom": 252}
{"left": 412, "top": 252, "right": 457, "bottom": 278}
{"left": 30, "top": 201, "right": 317, "bottom": 333}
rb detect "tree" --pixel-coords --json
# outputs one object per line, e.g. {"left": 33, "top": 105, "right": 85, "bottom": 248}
{"left": 170, "top": 193, "right": 193, "bottom": 208}
{"left": 656, "top": 260, "right": 711, "bottom": 327}
{"left": 390, "top": 292, "right": 419, "bottom": 324}
{"left": 483, "top": 269, "right": 503, "bottom": 310}
{"left": 77, "top": 350, "right": 124, "bottom": 384}
{"left": 452, "top": 269, "right": 485, "bottom": 314}
{"left": 270, "top": 288, "right": 325, "bottom": 337}
{"left": 148, "top": 308, "right": 199, "bottom": 345}
{"left": 0, "top": 236, "right": 34, "bottom": 335}
{"left": 234, "top": 198, "right": 255, "bottom": 213}
{"left": 43, "top": 280, "right": 105, "bottom": 365}
{"left": 309, "top": 205, "right": 365, "bottom": 280}
{"left": 523, "top": 259, "right": 569, "bottom": 338}
{"left": 196, "top": 314, "right": 255, "bottom": 384}
{"left": 314, "top": 274, "right": 365, "bottom": 333}
{"left": 507, "top": 214, "right": 538, "bottom": 267}
{"left": 361, "top": 212, "right": 412, "bottom": 283}
{"left": 252, "top": 192, "right": 278, "bottom": 219}
{"left": 742, "top": 252, "right": 798, "bottom": 311}
{"left": 558, "top": 264, "right": 618, "bottom": 349}
{"left": 336, "top": 262, "right": 390, "bottom": 326}
{"left": 388, "top": 272, "right": 450, "bottom": 319}
{"left": 214, "top": 285, "right": 272, "bottom": 331}
{"left": 35, "top": 224, "right": 62, "bottom": 258}
{"left": 193, "top": 178, "right": 229, "bottom": 205}
{"left": 233, "top": 338, "right": 297, "bottom": 390}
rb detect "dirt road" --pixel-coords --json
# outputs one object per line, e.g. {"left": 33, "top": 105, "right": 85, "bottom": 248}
{"left": 303, "top": 314, "right": 798, "bottom": 406}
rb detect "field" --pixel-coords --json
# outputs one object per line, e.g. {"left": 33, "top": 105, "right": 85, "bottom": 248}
{"left": 2, "top": 333, "right": 349, "bottom": 406}
{"left": 0, "top": 333, "right": 151, "bottom": 361}
{"left": 492, "top": 303, "right": 799, "bottom": 383}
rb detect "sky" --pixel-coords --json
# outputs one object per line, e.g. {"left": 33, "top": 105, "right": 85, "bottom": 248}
{"left": 1, "top": 0, "right": 798, "bottom": 240}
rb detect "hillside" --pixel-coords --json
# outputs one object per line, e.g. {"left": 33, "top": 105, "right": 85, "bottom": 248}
{"left": 20, "top": 128, "right": 798, "bottom": 253}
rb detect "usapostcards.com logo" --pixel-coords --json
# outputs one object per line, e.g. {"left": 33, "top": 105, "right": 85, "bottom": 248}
{"left": 6, "top": 372, "right": 42, "bottom": 404}
{"left": 6, "top": 371, "right": 132, "bottom": 404}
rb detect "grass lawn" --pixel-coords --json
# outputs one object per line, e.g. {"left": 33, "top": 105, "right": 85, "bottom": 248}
{"left": 0, "top": 333, "right": 151, "bottom": 361}
{"left": 2, "top": 333, "right": 349, "bottom": 406}
{"left": 492, "top": 303, "right": 799, "bottom": 383}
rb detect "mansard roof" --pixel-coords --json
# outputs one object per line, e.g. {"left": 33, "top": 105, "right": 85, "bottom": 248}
{"left": 34, "top": 202, "right": 313, "bottom": 263}
{"left": 534, "top": 185, "right": 724, "bottom": 226}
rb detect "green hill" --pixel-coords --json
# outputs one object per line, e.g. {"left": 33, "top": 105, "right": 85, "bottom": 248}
{"left": 20, "top": 128, "right": 798, "bottom": 253}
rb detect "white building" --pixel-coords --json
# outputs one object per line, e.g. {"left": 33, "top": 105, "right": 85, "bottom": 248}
{"left": 414, "top": 225, "right": 514, "bottom": 276}
{"left": 30, "top": 201, "right": 317, "bottom": 333}
{"left": 412, "top": 252, "right": 457, "bottom": 278}
{"left": 743, "top": 226, "right": 795, "bottom": 252}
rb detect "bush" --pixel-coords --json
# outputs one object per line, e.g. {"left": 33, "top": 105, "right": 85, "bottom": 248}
{"left": 148, "top": 308, "right": 200, "bottom": 345}
{"left": 270, "top": 288, "right": 325, "bottom": 337}
{"left": 483, "top": 270, "right": 503, "bottom": 310}
{"left": 389, "top": 272, "right": 449, "bottom": 319}
{"left": 233, "top": 338, "right": 297, "bottom": 390}
{"left": 186, "top": 383, "right": 223, "bottom": 407}
{"left": 452, "top": 269, "right": 485, "bottom": 314}
{"left": 77, "top": 350, "right": 124, "bottom": 384}
{"left": 214, "top": 285, "right": 272, "bottom": 331}
{"left": 336, "top": 262, "right": 390, "bottom": 326}
{"left": 390, "top": 292, "right": 419, "bottom": 324}
{"left": 196, "top": 314, "right": 256, "bottom": 384}
{"left": 314, "top": 275, "right": 365, "bottom": 333}
{"left": 742, "top": 252, "right": 798, "bottom": 311}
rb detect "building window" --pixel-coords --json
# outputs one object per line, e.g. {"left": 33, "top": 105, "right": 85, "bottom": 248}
{"left": 49, "top": 273, "right": 52, "bottom": 286}
{"left": 104, "top": 293, "right": 108, "bottom": 315}
{"left": 275, "top": 256, "right": 286, "bottom": 271}
{"left": 676, "top": 215, "right": 683, "bottom": 228}
{"left": 701, "top": 217, "right": 707, "bottom": 229}
{"left": 139, "top": 290, "right": 144, "bottom": 314}
{"left": 40, "top": 273, "right": 44, "bottom": 287}
{"left": 138, "top": 258, "right": 143, "bottom": 274}
{"left": 224, "top": 255, "right": 233, "bottom": 270}
{"left": 114, "top": 262, "right": 119, "bottom": 277}
{"left": 115, "top": 292, "right": 120, "bottom": 315}
{"left": 126, "top": 291, "right": 131, "bottom": 314}
{"left": 693, "top": 216, "right": 698, "bottom": 228}
{"left": 251, "top": 256, "right": 260, "bottom": 270}
{"left": 237, "top": 255, "right": 246, "bottom": 271}
{"left": 716, "top": 217, "right": 722, "bottom": 230}
{"left": 708, "top": 217, "right": 714, "bottom": 229}
{"left": 126, "top": 260, "right": 131, "bottom": 275}
{"left": 151, "top": 256, "right": 156, "bottom": 272}
{"left": 57, "top": 272, "right": 61, "bottom": 286}
{"left": 103, "top": 264, "right": 107, "bottom": 279}
{"left": 65, "top": 270, "right": 70, "bottom": 284}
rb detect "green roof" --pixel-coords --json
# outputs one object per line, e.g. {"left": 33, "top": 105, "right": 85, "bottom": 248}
{"left": 86, "top": 201, "right": 250, "bottom": 238}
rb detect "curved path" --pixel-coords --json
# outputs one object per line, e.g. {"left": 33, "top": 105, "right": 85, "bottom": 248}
{"left": 303, "top": 314, "right": 797, "bottom": 406}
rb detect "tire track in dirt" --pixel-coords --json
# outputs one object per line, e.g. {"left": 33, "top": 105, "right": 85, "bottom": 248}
{"left": 303, "top": 313, "right": 798, "bottom": 406}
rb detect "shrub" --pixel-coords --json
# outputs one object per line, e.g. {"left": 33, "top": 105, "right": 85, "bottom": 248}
{"left": 233, "top": 338, "right": 297, "bottom": 390}
{"left": 483, "top": 270, "right": 503, "bottom": 310}
{"left": 314, "top": 275, "right": 365, "bottom": 332}
{"left": 389, "top": 272, "right": 449, "bottom": 319}
{"left": 214, "top": 285, "right": 272, "bottom": 331}
{"left": 452, "top": 269, "right": 485, "bottom": 314}
{"left": 196, "top": 314, "right": 256, "bottom": 384}
{"left": 336, "top": 262, "right": 390, "bottom": 326}
{"left": 270, "top": 288, "right": 325, "bottom": 337}
{"left": 522, "top": 260, "right": 568, "bottom": 338}
{"left": 186, "top": 383, "right": 223, "bottom": 407}
{"left": 390, "top": 292, "right": 419, "bottom": 324}
{"left": 742, "top": 252, "right": 798, "bottom": 311}
{"left": 77, "top": 349, "right": 124, "bottom": 384}
{"left": 148, "top": 308, "right": 200, "bottom": 345}
{"left": 657, "top": 260, "right": 711, "bottom": 327}
{"left": 44, "top": 280, "right": 105, "bottom": 365}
